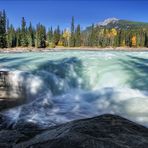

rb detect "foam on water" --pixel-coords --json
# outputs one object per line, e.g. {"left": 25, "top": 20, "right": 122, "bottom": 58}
{"left": 1, "top": 51, "right": 148, "bottom": 128}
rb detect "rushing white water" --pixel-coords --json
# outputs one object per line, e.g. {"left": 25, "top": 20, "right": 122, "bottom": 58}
{"left": 1, "top": 50, "right": 148, "bottom": 128}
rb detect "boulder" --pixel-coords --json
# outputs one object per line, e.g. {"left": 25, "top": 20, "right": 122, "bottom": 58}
{"left": 12, "top": 114, "right": 148, "bottom": 148}
{"left": 0, "top": 71, "right": 25, "bottom": 111}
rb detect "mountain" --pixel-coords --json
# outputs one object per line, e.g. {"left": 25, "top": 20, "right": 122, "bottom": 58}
{"left": 82, "top": 18, "right": 148, "bottom": 47}
{"left": 84, "top": 18, "right": 148, "bottom": 32}
{"left": 98, "top": 17, "right": 119, "bottom": 26}
{"left": 97, "top": 18, "right": 148, "bottom": 29}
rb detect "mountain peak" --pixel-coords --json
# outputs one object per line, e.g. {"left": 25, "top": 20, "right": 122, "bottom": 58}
{"left": 98, "top": 18, "right": 119, "bottom": 26}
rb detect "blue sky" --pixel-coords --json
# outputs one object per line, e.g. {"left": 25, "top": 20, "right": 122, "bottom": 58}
{"left": 0, "top": 0, "right": 148, "bottom": 29}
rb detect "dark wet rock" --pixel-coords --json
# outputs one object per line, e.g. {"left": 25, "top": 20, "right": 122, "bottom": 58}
{"left": 0, "top": 121, "right": 46, "bottom": 146}
{"left": 0, "top": 98, "right": 25, "bottom": 111}
{"left": 0, "top": 114, "right": 147, "bottom": 147}
{"left": 0, "top": 130, "right": 26, "bottom": 145}
{"left": 10, "top": 114, "right": 148, "bottom": 148}
{"left": 14, "top": 121, "right": 47, "bottom": 140}
{"left": 0, "top": 113, "right": 11, "bottom": 130}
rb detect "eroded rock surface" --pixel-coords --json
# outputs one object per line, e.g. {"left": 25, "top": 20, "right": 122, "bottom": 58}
{"left": 0, "top": 114, "right": 147, "bottom": 148}
{"left": 0, "top": 71, "right": 25, "bottom": 111}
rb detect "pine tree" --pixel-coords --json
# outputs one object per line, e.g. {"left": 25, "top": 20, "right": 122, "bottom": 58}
{"left": 47, "top": 27, "right": 53, "bottom": 45}
{"left": 35, "top": 23, "right": 46, "bottom": 48}
{"left": 27, "top": 22, "right": 35, "bottom": 47}
{"left": 7, "top": 24, "right": 16, "bottom": 47}
{"left": 20, "top": 17, "right": 28, "bottom": 47}
{"left": 75, "top": 24, "right": 81, "bottom": 47}
{"left": 70, "top": 16, "right": 75, "bottom": 47}
{"left": 0, "top": 10, "right": 7, "bottom": 48}
{"left": 125, "top": 30, "right": 131, "bottom": 47}
{"left": 53, "top": 26, "right": 61, "bottom": 46}
{"left": 88, "top": 24, "right": 95, "bottom": 47}
{"left": 145, "top": 32, "right": 148, "bottom": 47}
{"left": 16, "top": 28, "right": 21, "bottom": 47}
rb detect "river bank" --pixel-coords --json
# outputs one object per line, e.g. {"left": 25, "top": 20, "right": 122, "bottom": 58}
{"left": 1, "top": 47, "right": 148, "bottom": 53}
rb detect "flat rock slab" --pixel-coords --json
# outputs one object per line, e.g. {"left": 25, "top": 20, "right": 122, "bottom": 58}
{"left": 0, "top": 114, "right": 146, "bottom": 148}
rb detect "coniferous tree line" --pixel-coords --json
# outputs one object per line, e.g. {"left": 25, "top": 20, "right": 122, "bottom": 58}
{"left": 1, "top": 10, "right": 148, "bottom": 49}
{"left": 0, "top": 10, "right": 7, "bottom": 48}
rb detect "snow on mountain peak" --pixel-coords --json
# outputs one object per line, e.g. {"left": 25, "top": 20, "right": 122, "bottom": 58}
{"left": 98, "top": 18, "right": 119, "bottom": 26}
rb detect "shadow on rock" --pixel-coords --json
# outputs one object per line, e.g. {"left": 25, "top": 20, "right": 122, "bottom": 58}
{"left": 2, "top": 114, "right": 146, "bottom": 148}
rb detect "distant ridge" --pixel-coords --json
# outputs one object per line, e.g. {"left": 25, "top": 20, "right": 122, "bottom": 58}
{"left": 96, "top": 18, "right": 148, "bottom": 29}
{"left": 98, "top": 18, "right": 119, "bottom": 26}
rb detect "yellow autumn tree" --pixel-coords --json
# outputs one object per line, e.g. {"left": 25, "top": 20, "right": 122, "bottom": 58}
{"left": 121, "top": 40, "right": 126, "bottom": 47}
{"left": 110, "top": 28, "right": 117, "bottom": 37}
{"left": 132, "top": 35, "right": 137, "bottom": 47}
{"left": 57, "top": 40, "right": 64, "bottom": 46}
{"left": 109, "top": 28, "right": 117, "bottom": 47}
{"left": 63, "top": 30, "right": 70, "bottom": 46}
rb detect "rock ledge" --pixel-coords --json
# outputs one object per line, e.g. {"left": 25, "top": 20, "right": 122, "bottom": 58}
{"left": 0, "top": 114, "right": 148, "bottom": 148}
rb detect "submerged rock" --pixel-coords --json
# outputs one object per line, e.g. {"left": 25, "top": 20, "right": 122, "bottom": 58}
{"left": 0, "top": 114, "right": 145, "bottom": 148}
{"left": 0, "top": 71, "right": 25, "bottom": 111}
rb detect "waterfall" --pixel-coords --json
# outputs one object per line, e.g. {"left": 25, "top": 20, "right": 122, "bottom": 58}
{"left": 0, "top": 51, "right": 148, "bottom": 128}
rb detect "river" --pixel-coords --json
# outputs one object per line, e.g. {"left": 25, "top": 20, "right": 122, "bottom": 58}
{"left": 0, "top": 50, "right": 148, "bottom": 128}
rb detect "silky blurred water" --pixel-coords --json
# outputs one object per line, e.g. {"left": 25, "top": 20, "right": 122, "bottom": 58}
{"left": 1, "top": 50, "right": 148, "bottom": 128}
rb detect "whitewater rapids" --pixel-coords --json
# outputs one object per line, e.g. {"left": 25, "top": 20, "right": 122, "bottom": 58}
{"left": 0, "top": 50, "right": 148, "bottom": 128}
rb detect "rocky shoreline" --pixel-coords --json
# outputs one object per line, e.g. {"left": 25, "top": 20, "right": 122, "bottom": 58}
{"left": 1, "top": 47, "right": 148, "bottom": 53}
{"left": 0, "top": 114, "right": 148, "bottom": 148}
